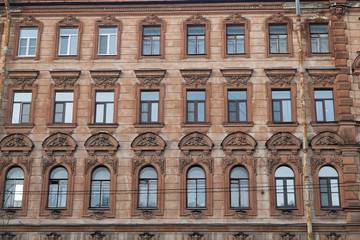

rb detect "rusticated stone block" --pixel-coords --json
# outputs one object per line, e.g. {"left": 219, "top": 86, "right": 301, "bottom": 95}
{"left": 335, "top": 52, "right": 349, "bottom": 59}
{"left": 333, "top": 21, "right": 347, "bottom": 29}
{"left": 337, "top": 82, "right": 352, "bottom": 90}
{"left": 338, "top": 106, "right": 351, "bottom": 114}
{"left": 335, "top": 59, "right": 347, "bottom": 66}
{"left": 338, "top": 98, "right": 353, "bottom": 106}
{"left": 344, "top": 174, "right": 356, "bottom": 183}
{"left": 333, "top": 29, "right": 345, "bottom": 36}
{"left": 339, "top": 114, "right": 355, "bottom": 121}
{"left": 337, "top": 90, "right": 350, "bottom": 98}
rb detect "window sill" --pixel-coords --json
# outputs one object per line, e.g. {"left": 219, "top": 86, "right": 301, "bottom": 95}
{"left": 320, "top": 207, "right": 343, "bottom": 211}
{"left": 47, "top": 123, "right": 77, "bottom": 129}
{"left": 181, "top": 122, "right": 211, "bottom": 128}
{"left": 225, "top": 53, "right": 249, "bottom": 58}
{"left": 134, "top": 122, "right": 164, "bottom": 128}
{"left": 267, "top": 121, "right": 298, "bottom": 127}
{"left": 223, "top": 122, "right": 254, "bottom": 127}
{"left": 267, "top": 53, "right": 292, "bottom": 58}
{"left": 4, "top": 123, "right": 34, "bottom": 129}
{"left": 46, "top": 207, "right": 67, "bottom": 210}
{"left": 185, "top": 54, "right": 209, "bottom": 58}
{"left": 94, "top": 55, "right": 119, "bottom": 60}
{"left": 15, "top": 56, "right": 38, "bottom": 60}
{"left": 276, "top": 207, "right": 298, "bottom": 211}
{"left": 310, "top": 121, "right": 339, "bottom": 127}
{"left": 88, "top": 123, "right": 119, "bottom": 129}
{"left": 230, "top": 207, "right": 252, "bottom": 211}
{"left": 88, "top": 207, "right": 110, "bottom": 211}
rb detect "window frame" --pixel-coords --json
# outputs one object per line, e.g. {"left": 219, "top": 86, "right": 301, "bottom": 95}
{"left": 47, "top": 167, "right": 69, "bottom": 209}
{"left": 313, "top": 89, "right": 335, "bottom": 123}
{"left": 222, "top": 13, "right": 250, "bottom": 58}
{"left": 226, "top": 89, "right": 248, "bottom": 123}
{"left": 305, "top": 18, "right": 333, "bottom": 57}
{"left": 91, "top": 90, "right": 118, "bottom": 125}
{"left": 3, "top": 167, "right": 25, "bottom": 209}
{"left": 182, "top": 14, "right": 210, "bottom": 59}
{"left": 186, "top": 166, "right": 207, "bottom": 209}
{"left": 138, "top": 15, "right": 166, "bottom": 59}
{"left": 265, "top": 13, "right": 293, "bottom": 58}
{"left": 14, "top": 17, "right": 43, "bottom": 60}
{"left": 52, "top": 91, "right": 75, "bottom": 124}
{"left": 90, "top": 167, "right": 111, "bottom": 209}
{"left": 274, "top": 166, "right": 297, "bottom": 209}
{"left": 94, "top": 16, "right": 122, "bottom": 59}
{"left": 139, "top": 90, "right": 160, "bottom": 124}
{"left": 319, "top": 167, "right": 341, "bottom": 209}
{"left": 229, "top": 166, "right": 250, "bottom": 209}
{"left": 54, "top": 16, "right": 82, "bottom": 60}
{"left": 271, "top": 90, "right": 292, "bottom": 123}
{"left": 186, "top": 90, "right": 206, "bottom": 123}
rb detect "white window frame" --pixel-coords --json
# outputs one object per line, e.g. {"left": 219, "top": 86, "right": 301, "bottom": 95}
{"left": 18, "top": 28, "right": 38, "bottom": 57}
{"left": 98, "top": 27, "right": 117, "bottom": 56}
{"left": 58, "top": 27, "right": 78, "bottom": 56}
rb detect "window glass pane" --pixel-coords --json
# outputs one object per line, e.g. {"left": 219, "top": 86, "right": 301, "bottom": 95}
{"left": 230, "top": 181, "right": 240, "bottom": 208}
{"left": 239, "top": 102, "right": 247, "bottom": 122}
{"left": 228, "top": 90, "right": 246, "bottom": 100}
{"left": 227, "top": 26, "right": 244, "bottom": 35}
{"left": 188, "top": 167, "right": 205, "bottom": 178}
{"left": 310, "top": 25, "right": 328, "bottom": 34}
{"left": 187, "top": 91, "right": 205, "bottom": 100}
{"left": 64, "top": 102, "right": 73, "bottom": 123}
{"left": 101, "top": 181, "right": 110, "bottom": 207}
{"left": 314, "top": 90, "right": 333, "bottom": 99}
{"left": 325, "top": 100, "right": 334, "bottom": 121}
{"left": 50, "top": 167, "right": 68, "bottom": 179}
{"left": 331, "top": 193, "right": 340, "bottom": 206}
{"left": 275, "top": 166, "right": 294, "bottom": 177}
{"left": 98, "top": 35, "right": 108, "bottom": 54}
{"left": 7, "top": 167, "right": 24, "bottom": 179}
{"left": 282, "top": 100, "right": 292, "bottom": 122}
{"left": 272, "top": 90, "right": 290, "bottom": 99}
{"left": 141, "top": 91, "right": 159, "bottom": 101}
{"left": 197, "top": 102, "right": 205, "bottom": 122}
{"left": 99, "top": 27, "right": 117, "bottom": 35}
{"left": 276, "top": 193, "right": 284, "bottom": 207}
{"left": 95, "top": 104, "right": 105, "bottom": 123}
{"left": 148, "top": 180, "right": 157, "bottom": 207}
{"left": 140, "top": 167, "right": 158, "bottom": 179}
{"left": 197, "top": 179, "right": 206, "bottom": 207}
{"left": 227, "top": 37, "right": 235, "bottom": 54}
{"left": 92, "top": 167, "right": 110, "bottom": 180}
{"left": 19, "top": 45, "right": 27, "bottom": 56}
{"left": 20, "top": 28, "right": 38, "bottom": 37}
{"left": 96, "top": 92, "right": 114, "bottom": 102}
{"left": 320, "top": 179, "right": 328, "bottom": 193}
{"left": 197, "top": 37, "right": 205, "bottom": 54}
{"left": 59, "top": 36, "right": 69, "bottom": 55}
{"left": 188, "top": 26, "right": 205, "bottom": 35}
{"left": 230, "top": 167, "right": 248, "bottom": 179}
{"left": 187, "top": 179, "right": 196, "bottom": 207}
{"left": 330, "top": 179, "right": 339, "bottom": 193}
{"left": 60, "top": 28, "right": 78, "bottom": 35}
{"left": 240, "top": 179, "right": 249, "bottom": 207}
{"left": 236, "top": 36, "right": 245, "bottom": 53}
{"left": 90, "top": 181, "right": 100, "bottom": 207}
{"left": 48, "top": 184, "right": 58, "bottom": 207}
{"left": 320, "top": 34, "right": 329, "bottom": 52}
{"left": 109, "top": 35, "right": 117, "bottom": 55}
{"left": 272, "top": 101, "right": 281, "bottom": 122}
{"left": 11, "top": 103, "right": 21, "bottom": 124}
{"left": 4, "top": 181, "right": 14, "bottom": 208}
{"left": 58, "top": 181, "right": 68, "bottom": 207}
{"left": 188, "top": 36, "right": 196, "bottom": 54}
{"left": 151, "top": 102, "right": 158, "bottom": 122}
{"left": 316, "top": 101, "right": 324, "bottom": 121}
{"left": 287, "top": 192, "right": 296, "bottom": 207}
{"left": 279, "top": 35, "right": 287, "bottom": 53}
{"left": 138, "top": 180, "right": 148, "bottom": 207}
{"left": 69, "top": 36, "right": 78, "bottom": 55}
{"left": 55, "top": 92, "right": 74, "bottom": 101}
{"left": 321, "top": 193, "right": 329, "bottom": 207}
{"left": 311, "top": 37, "right": 319, "bottom": 53}
{"left": 14, "top": 92, "right": 32, "bottom": 102}
{"left": 143, "top": 27, "right": 160, "bottom": 36}
{"left": 105, "top": 103, "right": 114, "bottom": 123}
{"left": 319, "top": 166, "right": 338, "bottom": 177}
{"left": 270, "top": 37, "right": 278, "bottom": 53}
{"left": 270, "top": 25, "right": 287, "bottom": 34}
{"left": 143, "top": 37, "right": 151, "bottom": 55}
{"left": 152, "top": 36, "right": 160, "bottom": 55}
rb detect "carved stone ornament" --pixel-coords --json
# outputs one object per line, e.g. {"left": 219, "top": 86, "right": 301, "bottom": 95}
{"left": 132, "top": 154, "right": 146, "bottom": 175}
{"left": 327, "top": 233, "right": 341, "bottom": 240}
{"left": 0, "top": 232, "right": 18, "bottom": 240}
{"left": 266, "top": 132, "right": 301, "bottom": 153}
{"left": 220, "top": 68, "right": 253, "bottom": 86}
{"left": 179, "top": 152, "right": 194, "bottom": 174}
{"left": 141, "top": 14, "right": 164, "bottom": 25}
{"left": 18, "top": 15, "right": 41, "bottom": 26}
{"left": 267, "top": 12, "right": 291, "bottom": 23}
{"left": 267, "top": 154, "right": 281, "bottom": 175}
{"left": 49, "top": 70, "right": 81, "bottom": 87}
{"left": 222, "top": 153, "right": 256, "bottom": 175}
{"left": 267, "top": 153, "right": 302, "bottom": 175}
{"left": 221, "top": 132, "right": 256, "bottom": 153}
{"left": 306, "top": 68, "right": 339, "bottom": 86}
{"left": 198, "top": 153, "right": 213, "bottom": 174}
{"left": 84, "top": 155, "right": 118, "bottom": 175}
{"left": 135, "top": 69, "right": 166, "bottom": 86}
{"left": 150, "top": 154, "right": 165, "bottom": 175}
{"left": 142, "top": 210, "right": 153, "bottom": 220}
{"left": 45, "top": 232, "right": 62, "bottom": 240}
{"left": 330, "top": 5, "right": 348, "bottom": 21}
{"left": 352, "top": 51, "right": 360, "bottom": 75}
{"left": 41, "top": 155, "right": 76, "bottom": 174}
{"left": 138, "top": 233, "right": 155, "bottom": 240}
{"left": 224, "top": 13, "right": 248, "bottom": 24}
{"left": 90, "top": 70, "right": 121, "bottom": 87}
{"left": 90, "top": 231, "right": 106, "bottom": 240}
{"left": 265, "top": 68, "right": 296, "bottom": 86}
{"left": 58, "top": 15, "right": 81, "bottom": 26}
{"left": 310, "top": 132, "right": 344, "bottom": 150}
{"left": 191, "top": 210, "right": 202, "bottom": 219}
{"left": 96, "top": 15, "right": 121, "bottom": 26}
{"left": 8, "top": 70, "right": 39, "bottom": 88}
{"left": 85, "top": 133, "right": 119, "bottom": 156}
{"left": 180, "top": 69, "right": 212, "bottom": 86}
{"left": 179, "top": 132, "right": 213, "bottom": 151}
{"left": 231, "top": 232, "right": 249, "bottom": 240}
{"left": 280, "top": 233, "right": 295, "bottom": 240}
{"left": 311, "top": 153, "right": 326, "bottom": 173}
{"left": 187, "top": 233, "right": 206, "bottom": 240}
{"left": 43, "top": 133, "right": 77, "bottom": 156}
{"left": 185, "top": 13, "right": 207, "bottom": 24}
{"left": 0, "top": 133, "right": 33, "bottom": 156}
{"left": 132, "top": 132, "right": 166, "bottom": 150}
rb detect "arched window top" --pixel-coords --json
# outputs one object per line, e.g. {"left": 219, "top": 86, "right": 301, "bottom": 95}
{"left": 230, "top": 166, "right": 248, "bottom": 179}
{"left": 7, "top": 167, "right": 24, "bottom": 179}
{"left": 50, "top": 167, "right": 68, "bottom": 179}
{"left": 140, "top": 167, "right": 158, "bottom": 179}
{"left": 319, "top": 166, "right": 338, "bottom": 177}
{"left": 275, "top": 166, "right": 294, "bottom": 178}
{"left": 92, "top": 167, "right": 110, "bottom": 180}
{"left": 187, "top": 166, "right": 205, "bottom": 178}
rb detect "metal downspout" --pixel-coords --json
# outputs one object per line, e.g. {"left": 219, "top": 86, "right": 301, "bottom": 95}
{"left": 295, "top": 0, "right": 313, "bottom": 239}
{"left": 0, "top": 0, "right": 10, "bottom": 117}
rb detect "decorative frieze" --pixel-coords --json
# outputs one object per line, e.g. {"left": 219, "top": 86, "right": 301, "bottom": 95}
{"left": 220, "top": 68, "right": 253, "bottom": 86}
{"left": 180, "top": 69, "right": 212, "bottom": 86}
{"left": 135, "top": 233, "right": 158, "bottom": 240}
{"left": 264, "top": 68, "right": 296, "bottom": 86}
{"left": 266, "top": 132, "right": 301, "bottom": 154}
{"left": 49, "top": 70, "right": 81, "bottom": 87}
{"left": 134, "top": 69, "right": 166, "bottom": 86}
{"left": 8, "top": 70, "right": 39, "bottom": 88}
{"left": 306, "top": 68, "right": 339, "bottom": 86}
{"left": 90, "top": 70, "right": 121, "bottom": 87}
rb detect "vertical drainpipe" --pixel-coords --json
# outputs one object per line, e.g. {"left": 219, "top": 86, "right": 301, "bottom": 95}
{"left": 0, "top": 0, "right": 10, "bottom": 117}
{"left": 295, "top": 0, "right": 314, "bottom": 239}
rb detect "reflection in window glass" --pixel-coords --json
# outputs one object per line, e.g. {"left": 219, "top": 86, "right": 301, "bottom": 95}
{"left": 187, "top": 26, "right": 205, "bottom": 55}
{"left": 272, "top": 90, "right": 292, "bottom": 122}
{"left": 187, "top": 91, "right": 205, "bottom": 123}
{"left": 90, "top": 167, "right": 110, "bottom": 208}
{"left": 4, "top": 167, "right": 24, "bottom": 208}
{"left": 187, "top": 167, "right": 206, "bottom": 208}
{"left": 18, "top": 28, "right": 38, "bottom": 57}
{"left": 275, "top": 166, "right": 296, "bottom": 208}
{"left": 314, "top": 90, "right": 334, "bottom": 122}
{"left": 98, "top": 27, "right": 117, "bottom": 55}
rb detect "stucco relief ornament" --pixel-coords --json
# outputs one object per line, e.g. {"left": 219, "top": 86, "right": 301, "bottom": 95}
{"left": 45, "top": 232, "right": 61, "bottom": 240}
{"left": 280, "top": 233, "right": 295, "bottom": 240}
{"left": 179, "top": 152, "right": 193, "bottom": 174}
{"left": 331, "top": 5, "right": 348, "bottom": 21}
{"left": 84, "top": 158, "right": 98, "bottom": 174}
{"left": 183, "top": 135, "right": 209, "bottom": 147}
{"left": 3, "top": 136, "right": 27, "bottom": 147}
{"left": 141, "top": 14, "right": 163, "bottom": 25}
{"left": 96, "top": 15, "right": 121, "bottom": 25}
{"left": 104, "top": 155, "right": 118, "bottom": 174}
{"left": 17, "top": 155, "right": 32, "bottom": 173}
{"left": 138, "top": 76, "right": 163, "bottom": 86}
{"left": 188, "top": 233, "right": 204, "bottom": 240}
{"left": 327, "top": 233, "right": 341, "bottom": 240}
{"left": 314, "top": 136, "right": 338, "bottom": 146}
{"left": 329, "top": 154, "right": 343, "bottom": 170}
{"left": 136, "top": 135, "right": 161, "bottom": 147}
{"left": 53, "top": 76, "right": 78, "bottom": 87}
{"left": 61, "top": 155, "right": 76, "bottom": 174}
{"left": 9, "top": 76, "right": 36, "bottom": 88}
{"left": 309, "top": 74, "right": 336, "bottom": 86}
{"left": 267, "top": 154, "right": 281, "bottom": 175}
{"left": 47, "top": 136, "right": 72, "bottom": 147}
{"left": 90, "top": 232, "right": 106, "bottom": 240}
{"left": 225, "top": 75, "right": 250, "bottom": 86}
{"left": 268, "top": 12, "right": 290, "bottom": 23}
{"left": 267, "top": 74, "right": 294, "bottom": 86}
{"left": 19, "top": 15, "right": 41, "bottom": 26}
{"left": 184, "top": 75, "right": 209, "bottom": 86}
{"left": 139, "top": 233, "right": 155, "bottom": 240}
{"left": 311, "top": 153, "right": 325, "bottom": 172}
{"left": 41, "top": 156, "right": 56, "bottom": 174}
{"left": 286, "top": 154, "right": 303, "bottom": 174}
{"left": 222, "top": 153, "right": 237, "bottom": 173}
{"left": 132, "top": 154, "right": 146, "bottom": 175}
{"left": 271, "top": 136, "right": 296, "bottom": 146}
{"left": 0, "top": 157, "right": 13, "bottom": 174}
{"left": 150, "top": 154, "right": 165, "bottom": 175}
{"left": 227, "top": 136, "right": 251, "bottom": 146}
{"left": 185, "top": 13, "right": 207, "bottom": 24}
{"left": 199, "top": 153, "right": 214, "bottom": 174}
{"left": 92, "top": 77, "right": 118, "bottom": 87}
{"left": 232, "top": 232, "right": 249, "bottom": 240}
{"left": 0, "top": 232, "right": 17, "bottom": 240}
{"left": 225, "top": 13, "right": 247, "bottom": 24}
{"left": 89, "top": 136, "right": 113, "bottom": 147}
{"left": 59, "top": 15, "right": 81, "bottom": 26}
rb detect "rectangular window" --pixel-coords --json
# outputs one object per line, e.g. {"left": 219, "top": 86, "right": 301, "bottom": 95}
{"left": 98, "top": 27, "right": 117, "bottom": 55}
{"left": 140, "top": 91, "right": 159, "bottom": 123}
{"left": 58, "top": 27, "right": 78, "bottom": 56}
{"left": 53, "top": 91, "right": 74, "bottom": 123}
{"left": 143, "top": 27, "right": 160, "bottom": 56}
{"left": 228, "top": 90, "right": 247, "bottom": 122}
{"left": 272, "top": 90, "right": 292, "bottom": 122}
{"left": 186, "top": 90, "right": 205, "bottom": 123}
{"left": 310, "top": 24, "right": 329, "bottom": 53}
{"left": 314, "top": 90, "right": 334, "bottom": 122}
{"left": 18, "top": 28, "right": 38, "bottom": 57}
{"left": 11, "top": 92, "right": 32, "bottom": 124}
{"left": 269, "top": 25, "right": 288, "bottom": 54}
{"left": 95, "top": 92, "right": 114, "bottom": 124}
{"left": 187, "top": 26, "right": 205, "bottom": 55}
{"left": 227, "top": 26, "right": 245, "bottom": 55}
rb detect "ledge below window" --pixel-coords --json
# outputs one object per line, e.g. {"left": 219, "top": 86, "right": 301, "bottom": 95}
{"left": 134, "top": 122, "right": 164, "bottom": 128}
{"left": 46, "top": 123, "right": 77, "bottom": 133}
{"left": 88, "top": 123, "right": 119, "bottom": 129}
{"left": 223, "top": 122, "right": 254, "bottom": 127}
{"left": 267, "top": 122, "right": 299, "bottom": 127}
{"left": 310, "top": 121, "right": 339, "bottom": 128}
{"left": 181, "top": 122, "right": 211, "bottom": 132}
{"left": 4, "top": 123, "right": 35, "bottom": 134}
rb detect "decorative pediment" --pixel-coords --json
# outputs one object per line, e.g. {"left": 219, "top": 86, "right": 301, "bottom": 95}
{"left": 49, "top": 70, "right": 81, "bottom": 87}
{"left": 90, "top": 70, "right": 121, "bottom": 87}
{"left": 266, "top": 132, "right": 301, "bottom": 153}
{"left": 264, "top": 68, "right": 296, "bottom": 86}
{"left": 179, "top": 132, "right": 213, "bottom": 151}
{"left": 58, "top": 15, "right": 81, "bottom": 26}
{"left": 140, "top": 14, "right": 164, "bottom": 25}
{"left": 267, "top": 12, "right": 291, "bottom": 23}
{"left": 180, "top": 69, "right": 212, "bottom": 86}
{"left": 0, "top": 134, "right": 33, "bottom": 156}
{"left": 224, "top": 13, "right": 248, "bottom": 24}
{"left": 220, "top": 68, "right": 253, "bottom": 86}
{"left": 84, "top": 133, "right": 119, "bottom": 155}
{"left": 306, "top": 68, "right": 339, "bottom": 86}
{"left": 310, "top": 131, "right": 344, "bottom": 150}
{"left": 18, "top": 16, "right": 41, "bottom": 26}
{"left": 8, "top": 70, "right": 39, "bottom": 88}
{"left": 134, "top": 69, "right": 166, "bottom": 86}
{"left": 131, "top": 132, "right": 166, "bottom": 152}
{"left": 42, "top": 132, "right": 77, "bottom": 155}
{"left": 185, "top": 13, "right": 208, "bottom": 25}
{"left": 221, "top": 132, "right": 256, "bottom": 153}
{"left": 96, "top": 15, "right": 121, "bottom": 26}
{"left": 352, "top": 51, "right": 360, "bottom": 75}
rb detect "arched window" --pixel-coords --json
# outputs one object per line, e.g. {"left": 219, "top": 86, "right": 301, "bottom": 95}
{"left": 138, "top": 167, "right": 158, "bottom": 208}
{"left": 3, "top": 167, "right": 24, "bottom": 208}
{"left": 319, "top": 166, "right": 340, "bottom": 208}
{"left": 187, "top": 166, "right": 206, "bottom": 208}
{"left": 90, "top": 167, "right": 110, "bottom": 208}
{"left": 48, "top": 167, "right": 68, "bottom": 208}
{"left": 275, "top": 166, "right": 296, "bottom": 208}
{"left": 230, "top": 166, "right": 249, "bottom": 208}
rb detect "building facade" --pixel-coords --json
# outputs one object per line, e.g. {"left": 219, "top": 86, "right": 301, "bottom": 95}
{"left": 0, "top": 0, "right": 360, "bottom": 239}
